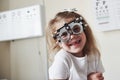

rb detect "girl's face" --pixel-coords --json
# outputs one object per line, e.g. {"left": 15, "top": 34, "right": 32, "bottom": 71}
{"left": 55, "top": 19, "right": 86, "bottom": 57}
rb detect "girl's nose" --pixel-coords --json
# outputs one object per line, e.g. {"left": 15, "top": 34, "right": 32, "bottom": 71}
{"left": 70, "top": 34, "right": 76, "bottom": 39}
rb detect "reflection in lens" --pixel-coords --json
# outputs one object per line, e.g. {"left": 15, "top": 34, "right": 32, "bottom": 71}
{"left": 61, "top": 32, "right": 68, "bottom": 38}
{"left": 72, "top": 25, "right": 81, "bottom": 34}
{"left": 60, "top": 31, "right": 69, "bottom": 42}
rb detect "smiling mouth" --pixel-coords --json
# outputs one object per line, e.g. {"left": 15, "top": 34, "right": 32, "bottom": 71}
{"left": 68, "top": 39, "right": 81, "bottom": 46}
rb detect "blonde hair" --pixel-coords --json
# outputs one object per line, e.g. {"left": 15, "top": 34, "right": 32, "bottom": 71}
{"left": 46, "top": 11, "right": 100, "bottom": 60}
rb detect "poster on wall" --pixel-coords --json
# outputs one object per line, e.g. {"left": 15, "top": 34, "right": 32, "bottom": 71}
{"left": 0, "top": 5, "right": 43, "bottom": 41}
{"left": 94, "top": 0, "right": 120, "bottom": 31}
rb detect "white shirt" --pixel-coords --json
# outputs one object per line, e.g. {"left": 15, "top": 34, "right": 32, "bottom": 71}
{"left": 49, "top": 49, "right": 104, "bottom": 80}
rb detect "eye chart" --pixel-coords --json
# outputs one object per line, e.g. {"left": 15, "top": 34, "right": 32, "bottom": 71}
{"left": 94, "top": 0, "right": 120, "bottom": 31}
{"left": 0, "top": 5, "right": 43, "bottom": 41}
{"left": 95, "top": 0, "right": 109, "bottom": 19}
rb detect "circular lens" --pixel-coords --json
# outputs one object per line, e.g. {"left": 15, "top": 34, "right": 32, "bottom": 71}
{"left": 60, "top": 31, "right": 70, "bottom": 42}
{"left": 72, "top": 25, "right": 81, "bottom": 34}
{"left": 72, "top": 24, "right": 83, "bottom": 34}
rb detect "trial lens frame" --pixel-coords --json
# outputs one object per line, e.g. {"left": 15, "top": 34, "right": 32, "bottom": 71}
{"left": 53, "top": 17, "right": 86, "bottom": 42}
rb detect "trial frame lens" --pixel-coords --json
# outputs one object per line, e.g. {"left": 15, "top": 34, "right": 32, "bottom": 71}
{"left": 69, "top": 23, "right": 83, "bottom": 35}
{"left": 59, "top": 27, "right": 70, "bottom": 42}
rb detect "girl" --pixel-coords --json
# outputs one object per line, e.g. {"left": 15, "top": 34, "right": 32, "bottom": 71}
{"left": 46, "top": 11, "right": 105, "bottom": 80}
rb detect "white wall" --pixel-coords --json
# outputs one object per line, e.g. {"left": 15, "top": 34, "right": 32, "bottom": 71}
{"left": 44, "top": 0, "right": 120, "bottom": 80}
{"left": 0, "top": 42, "right": 10, "bottom": 79}
{"left": 0, "top": 0, "right": 9, "bottom": 11}
{"left": 10, "top": 38, "right": 47, "bottom": 80}
{"left": 0, "top": 0, "right": 48, "bottom": 80}
{"left": 9, "top": 0, "right": 48, "bottom": 80}
{"left": 0, "top": 0, "right": 10, "bottom": 79}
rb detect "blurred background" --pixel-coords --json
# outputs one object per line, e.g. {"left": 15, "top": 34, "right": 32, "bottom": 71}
{"left": 0, "top": 0, "right": 120, "bottom": 80}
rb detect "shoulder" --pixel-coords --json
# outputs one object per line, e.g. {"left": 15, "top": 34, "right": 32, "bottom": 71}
{"left": 53, "top": 49, "right": 72, "bottom": 69}
{"left": 87, "top": 53, "right": 105, "bottom": 73}
{"left": 87, "top": 53, "right": 100, "bottom": 62}
{"left": 55, "top": 49, "right": 71, "bottom": 62}
{"left": 49, "top": 49, "right": 70, "bottom": 79}
{"left": 49, "top": 49, "right": 70, "bottom": 69}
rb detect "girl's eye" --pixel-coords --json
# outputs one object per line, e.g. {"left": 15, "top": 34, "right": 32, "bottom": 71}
{"left": 61, "top": 32, "right": 68, "bottom": 38}
{"left": 72, "top": 25, "right": 81, "bottom": 33}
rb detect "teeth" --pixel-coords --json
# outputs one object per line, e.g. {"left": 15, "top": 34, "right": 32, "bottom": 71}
{"left": 69, "top": 44, "right": 72, "bottom": 46}
{"left": 73, "top": 40, "right": 80, "bottom": 45}
{"left": 75, "top": 40, "right": 80, "bottom": 44}
{"left": 68, "top": 40, "right": 81, "bottom": 46}
{"left": 78, "top": 40, "right": 81, "bottom": 43}
{"left": 75, "top": 42, "right": 78, "bottom": 44}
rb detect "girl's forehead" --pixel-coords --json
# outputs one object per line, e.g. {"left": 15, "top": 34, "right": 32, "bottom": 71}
{"left": 55, "top": 18, "right": 74, "bottom": 30}
{"left": 55, "top": 20, "right": 65, "bottom": 30}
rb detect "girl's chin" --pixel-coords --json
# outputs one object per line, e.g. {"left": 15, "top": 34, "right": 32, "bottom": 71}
{"left": 70, "top": 49, "right": 82, "bottom": 54}
{"left": 70, "top": 51, "right": 84, "bottom": 57}
{"left": 71, "top": 46, "right": 82, "bottom": 51}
